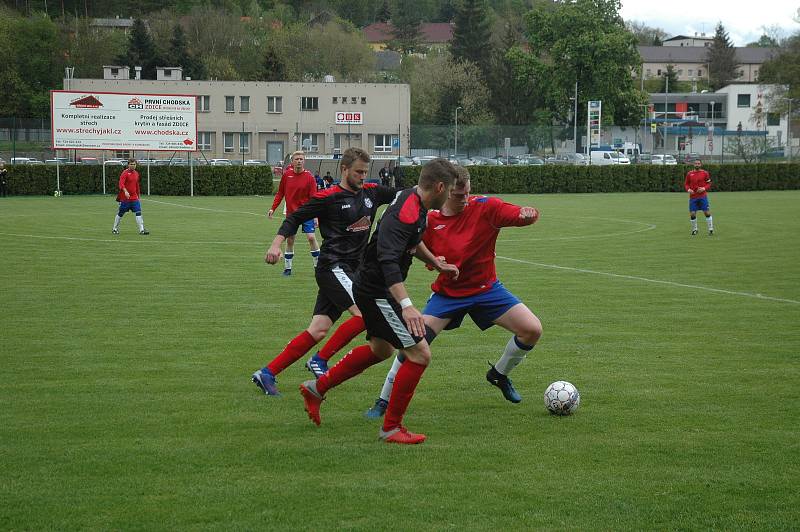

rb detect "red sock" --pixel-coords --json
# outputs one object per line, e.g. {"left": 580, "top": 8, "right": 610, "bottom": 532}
{"left": 267, "top": 331, "right": 317, "bottom": 375}
{"left": 383, "top": 359, "right": 427, "bottom": 432}
{"left": 318, "top": 316, "right": 365, "bottom": 361}
{"left": 317, "top": 344, "right": 383, "bottom": 395}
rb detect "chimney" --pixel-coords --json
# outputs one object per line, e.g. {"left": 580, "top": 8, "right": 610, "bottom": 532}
{"left": 134, "top": 66, "right": 142, "bottom": 80}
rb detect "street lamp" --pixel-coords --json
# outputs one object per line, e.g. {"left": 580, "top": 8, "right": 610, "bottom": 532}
{"left": 454, "top": 106, "right": 462, "bottom": 158}
{"left": 777, "top": 97, "right": 794, "bottom": 163}
{"left": 709, "top": 100, "right": 715, "bottom": 160}
{"left": 569, "top": 82, "right": 578, "bottom": 152}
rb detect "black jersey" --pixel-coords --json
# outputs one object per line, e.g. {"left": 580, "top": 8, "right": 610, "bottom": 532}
{"left": 356, "top": 187, "right": 428, "bottom": 298}
{"left": 278, "top": 183, "right": 399, "bottom": 269}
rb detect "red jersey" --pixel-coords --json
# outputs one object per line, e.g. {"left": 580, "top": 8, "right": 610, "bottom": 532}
{"left": 117, "top": 168, "right": 140, "bottom": 201}
{"left": 271, "top": 167, "right": 317, "bottom": 214}
{"left": 685, "top": 169, "right": 712, "bottom": 199}
{"left": 423, "top": 196, "right": 534, "bottom": 297}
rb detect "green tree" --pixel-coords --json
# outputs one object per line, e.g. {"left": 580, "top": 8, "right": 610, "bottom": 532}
{"left": 759, "top": 33, "right": 800, "bottom": 101}
{"left": 626, "top": 20, "right": 667, "bottom": 46}
{"left": 660, "top": 64, "right": 678, "bottom": 93}
{"left": 260, "top": 42, "right": 287, "bottom": 81}
{"left": 168, "top": 24, "right": 207, "bottom": 80}
{"left": 65, "top": 18, "right": 128, "bottom": 80}
{"left": 450, "top": 0, "right": 493, "bottom": 77}
{"left": 518, "top": 0, "right": 647, "bottom": 131}
{"left": 747, "top": 34, "right": 779, "bottom": 47}
{"left": 435, "top": 0, "right": 458, "bottom": 22}
{"left": 376, "top": 0, "right": 391, "bottom": 22}
{"left": 707, "top": 22, "right": 738, "bottom": 90}
{"left": 488, "top": 21, "right": 539, "bottom": 125}
{"left": 117, "top": 18, "right": 161, "bottom": 79}
{"left": 389, "top": 5, "right": 422, "bottom": 54}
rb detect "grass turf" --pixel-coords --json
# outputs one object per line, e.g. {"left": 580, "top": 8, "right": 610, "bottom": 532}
{"left": 1, "top": 191, "right": 799, "bottom": 530}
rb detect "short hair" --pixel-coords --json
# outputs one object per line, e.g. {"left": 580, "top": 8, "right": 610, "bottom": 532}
{"left": 128, "top": 158, "right": 137, "bottom": 164}
{"left": 290, "top": 150, "right": 305, "bottom": 160}
{"left": 454, "top": 166, "right": 470, "bottom": 188}
{"left": 340, "top": 147, "right": 370, "bottom": 168}
{"left": 418, "top": 158, "right": 458, "bottom": 190}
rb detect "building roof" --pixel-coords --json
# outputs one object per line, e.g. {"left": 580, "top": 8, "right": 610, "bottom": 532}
{"left": 663, "top": 35, "right": 712, "bottom": 42}
{"left": 363, "top": 22, "right": 454, "bottom": 44}
{"left": 638, "top": 45, "right": 779, "bottom": 64}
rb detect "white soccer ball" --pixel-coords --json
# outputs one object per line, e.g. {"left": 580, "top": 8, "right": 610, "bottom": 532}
{"left": 544, "top": 381, "right": 580, "bottom": 415}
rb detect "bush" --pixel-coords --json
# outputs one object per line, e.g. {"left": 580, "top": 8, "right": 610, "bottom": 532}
{"left": 4, "top": 165, "right": 274, "bottom": 196}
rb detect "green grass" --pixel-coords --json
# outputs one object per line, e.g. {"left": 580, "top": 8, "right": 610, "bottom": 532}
{"left": 1, "top": 191, "right": 799, "bottom": 530}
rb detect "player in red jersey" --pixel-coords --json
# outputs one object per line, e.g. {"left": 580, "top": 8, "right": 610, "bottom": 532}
{"left": 685, "top": 159, "right": 714, "bottom": 236}
{"left": 269, "top": 151, "right": 320, "bottom": 275}
{"left": 298, "top": 159, "right": 460, "bottom": 444}
{"left": 112, "top": 159, "right": 149, "bottom": 235}
{"left": 365, "top": 166, "right": 542, "bottom": 417}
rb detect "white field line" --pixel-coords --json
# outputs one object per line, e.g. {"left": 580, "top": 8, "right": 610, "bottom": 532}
{"left": 0, "top": 232, "right": 261, "bottom": 246}
{"left": 496, "top": 255, "right": 800, "bottom": 305}
{"left": 146, "top": 198, "right": 265, "bottom": 217}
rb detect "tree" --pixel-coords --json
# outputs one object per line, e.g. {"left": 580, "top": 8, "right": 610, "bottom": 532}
{"left": 435, "top": 0, "right": 458, "bottom": 22}
{"left": 487, "top": 20, "right": 539, "bottom": 125}
{"left": 260, "top": 42, "right": 287, "bottom": 81}
{"left": 168, "top": 24, "right": 207, "bottom": 80}
{"left": 376, "top": 0, "right": 391, "bottom": 22}
{"left": 116, "top": 18, "right": 161, "bottom": 79}
{"left": 450, "top": 0, "right": 493, "bottom": 78}
{"left": 747, "top": 34, "right": 779, "bottom": 48}
{"left": 517, "top": 0, "right": 647, "bottom": 130}
{"left": 759, "top": 33, "right": 800, "bottom": 101}
{"left": 660, "top": 64, "right": 678, "bottom": 93}
{"left": 626, "top": 20, "right": 667, "bottom": 46}
{"left": 389, "top": 6, "right": 423, "bottom": 54}
{"left": 707, "top": 22, "right": 738, "bottom": 90}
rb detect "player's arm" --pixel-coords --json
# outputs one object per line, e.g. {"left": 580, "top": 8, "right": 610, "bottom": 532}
{"left": 119, "top": 172, "right": 130, "bottom": 199}
{"left": 413, "top": 241, "right": 458, "bottom": 279}
{"left": 265, "top": 196, "right": 327, "bottom": 264}
{"left": 488, "top": 197, "right": 539, "bottom": 228}
{"left": 698, "top": 171, "right": 711, "bottom": 193}
{"left": 269, "top": 176, "right": 286, "bottom": 217}
{"left": 685, "top": 173, "right": 694, "bottom": 194}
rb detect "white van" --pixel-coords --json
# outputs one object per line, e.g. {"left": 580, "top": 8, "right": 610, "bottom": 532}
{"left": 590, "top": 151, "right": 631, "bottom": 165}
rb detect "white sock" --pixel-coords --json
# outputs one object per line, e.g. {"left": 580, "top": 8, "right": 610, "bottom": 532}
{"left": 706, "top": 216, "right": 713, "bottom": 231}
{"left": 135, "top": 215, "right": 145, "bottom": 232}
{"left": 379, "top": 354, "right": 404, "bottom": 402}
{"left": 284, "top": 252, "right": 294, "bottom": 270}
{"left": 494, "top": 336, "right": 533, "bottom": 375}
{"left": 691, "top": 218, "right": 698, "bottom": 232}
{"left": 311, "top": 250, "right": 320, "bottom": 267}
{"left": 113, "top": 215, "right": 122, "bottom": 230}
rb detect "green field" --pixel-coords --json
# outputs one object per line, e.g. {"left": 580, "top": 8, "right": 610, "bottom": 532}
{"left": 2, "top": 191, "right": 799, "bottom": 530}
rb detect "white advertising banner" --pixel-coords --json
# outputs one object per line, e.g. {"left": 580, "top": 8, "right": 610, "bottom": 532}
{"left": 51, "top": 91, "right": 197, "bottom": 151}
{"left": 335, "top": 111, "right": 363, "bottom": 125}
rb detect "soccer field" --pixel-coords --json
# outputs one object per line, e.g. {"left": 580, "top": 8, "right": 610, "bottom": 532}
{"left": 2, "top": 191, "right": 799, "bottom": 530}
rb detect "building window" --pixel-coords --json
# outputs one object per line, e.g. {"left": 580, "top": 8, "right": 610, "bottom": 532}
{"left": 688, "top": 69, "right": 694, "bottom": 77}
{"left": 240, "top": 96, "right": 250, "bottom": 113}
{"left": 361, "top": 97, "right": 367, "bottom": 104}
{"left": 239, "top": 132, "right": 250, "bottom": 153}
{"left": 767, "top": 112, "right": 780, "bottom": 126}
{"left": 657, "top": 69, "right": 662, "bottom": 76}
{"left": 754, "top": 69, "right": 759, "bottom": 80}
{"left": 646, "top": 69, "right": 652, "bottom": 77}
{"left": 737, "top": 94, "right": 751, "bottom": 108}
{"left": 114, "top": 150, "right": 131, "bottom": 159}
{"left": 111, "top": 67, "right": 119, "bottom": 75}
{"left": 341, "top": 96, "right": 347, "bottom": 103}
{"left": 300, "top": 133, "right": 319, "bottom": 152}
{"left": 198, "top": 95, "right": 210, "bottom": 112}
{"left": 374, "top": 134, "right": 396, "bottom": 153}
{"left": 301, "top": 97, "right": 319, "bottom": 111}
{"left": 697, "top": 69, "right": 703, "bottom": 77}
{"left": 678, "top": 69, "right": 683, "bottom": 76}
{"left": 223, "top": 133, "right": 235, "bottom": 153}
{"left": 164, "top": 69, "right": 172, "bottom": 77}
{"left": 332, "top": 97, "right": 338, "bottom": 104}
{"left": 739, "top": 70, "right": 745, "bottom": 78}
{"left": 225, "top": 96, "right": 235, "bottom": 113}
{"left": 198, "top": 132, "right": 212, "bottom": 151}
{"left": 267, "top": 96, "right": 282, "bottom": 113}
{"left": 350, "top": 97, "right": 357, "bottom": 104}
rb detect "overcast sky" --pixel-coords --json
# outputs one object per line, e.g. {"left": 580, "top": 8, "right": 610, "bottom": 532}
{"left": 619, "top": 0, "right": 800, "bottom": 45}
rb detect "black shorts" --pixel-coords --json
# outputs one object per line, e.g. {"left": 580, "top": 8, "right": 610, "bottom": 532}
{"left": 312, "top": 263, "right": 357, "bottom": 322}
{"left": 354, "top": 287, "right": 424, "bottom": 350}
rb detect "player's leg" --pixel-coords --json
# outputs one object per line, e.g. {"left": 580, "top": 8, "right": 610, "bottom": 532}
{"left": 689, "top": 198, "right": 698, "bottom": 235}
{"left": 379, "top": 339, "right": 432, "bottom": 444}
{"left": 252, "top": 309, "right": 332, "bottom": 396}
{"left": 488, "top": 302, "right": 542, "bottom": 403}
{"left": 306, "top": 264, "right": 364, "bottom": 377}
{"left": 133, "top": 201, "right": 149, "bottom": 235}
{"left": 366, "top": 315, "right": 448, "bottom": 418}
{"left": 283, "top": 234, "right": 296, "bottom": 275}
{"left": 112, "top": 202, "right": 126, "bottom": 234}
{"left": 302, "top": 220, "right": 320, "bottom": 267}
{"left": 702, "top": 199, "right": 713, "bottom": 235}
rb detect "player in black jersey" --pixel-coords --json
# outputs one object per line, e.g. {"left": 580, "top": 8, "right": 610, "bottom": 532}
{"left": 252, "top": 148, "right": 399, "bottom": 396}
{"left": 299, "top": 158, "right": 459, "bottom": 444}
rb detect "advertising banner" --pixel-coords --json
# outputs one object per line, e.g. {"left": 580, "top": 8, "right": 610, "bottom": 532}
{"left": 335, "top": 111, "right": 363, "bottom": 125}
{"left": 51, "top": 91, "right": 197, "bottom": 151}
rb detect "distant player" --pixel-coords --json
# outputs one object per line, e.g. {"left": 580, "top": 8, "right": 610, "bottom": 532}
{"left": 269, "top": 151, "right": 320, "bottom": 275}
{"left": 298, "top": 158, "right": 459, "bottom": 445}
{"left": 685, "top": 159, "right": 714, "bottom": 235}
{"left": 112, "top": 158, "right": 149, "bottom": 235}
{"left": 365, "top": 167, "right": 542, "bottom": 418}
{"left": 252, "top": 148, "right": 399, "bottom": 396}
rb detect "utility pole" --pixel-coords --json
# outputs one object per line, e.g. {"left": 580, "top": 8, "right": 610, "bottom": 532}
{"left": 663, "top": 74, "right": 669, "bottom": 156}
{"left": 454, "top": 106, "right": 462, "bottom": 158}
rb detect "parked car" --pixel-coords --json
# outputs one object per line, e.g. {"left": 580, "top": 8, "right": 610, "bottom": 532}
{"left": 635, "top": 153, "right": 653, "bottom": 164}
{"left": 103, "top": 159, "right": 125, "bottom": 166}
{"left": 10, "top": 157, "right": 31, "bottom": 165}
{"left": 470, "top": 156, "right": 504, "bottom": 166}
{"left": 457, "top": 158, "right": 476, "bottom": 166}
{"left": 759, "top": 147, "right": 785, "bottom": 159}
{"left": 546, "top": 153, "right": 587, "bottom": 165}
{"left": 396, "top": 156, "right": 416, "bottom": 166}
{"left": 518, "top": 155, "right": 545, "bottom": 165}
{"left": 244, "top": 159, "right": 268, "bottom": 166}
{"left": 677, "top": 152, "right": 702, "bottom": 164}
{"left": 590, "top": 151, "right": 631, "bottom": 165}
{"left": 651, "top": 154, "right": 678, "bottom": 165}
{"left": 209, "top": 159, "right": 232, "bottom": 166}
{"left": 412, "top": 155, "right": 438, "bottom": 165}
{"left": 79, "top": 157, "right": 100, "bottom": 165}
{"left": 26, "top": 159, "right": 44, "bottom": 165}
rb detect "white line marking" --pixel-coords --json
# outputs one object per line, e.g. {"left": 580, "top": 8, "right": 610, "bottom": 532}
{"left": 496, "top": 255, "right": 800, "bottom": 305}
{"left": 497, "top": 218, "right": 657, "bottom": 242}
{"left": 146, "top": 199, "right": 264, "bottom": 217}
{"left": 0, "top": 232, "right": 261, "bottom": 245}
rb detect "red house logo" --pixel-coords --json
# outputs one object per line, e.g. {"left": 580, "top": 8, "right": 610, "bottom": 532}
{"left": 128, "top": 97, "right": 144, "bottom": 109}
{"left": 69, "top": 95, "right": 103, "bottom": 108}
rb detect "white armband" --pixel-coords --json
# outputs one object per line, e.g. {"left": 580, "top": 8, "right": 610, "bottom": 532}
{"left": 399, "top": 298, "right": 413, "bottom": 309}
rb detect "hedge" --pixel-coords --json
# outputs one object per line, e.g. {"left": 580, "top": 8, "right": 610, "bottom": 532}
{"left": 3, "top": 165, "right": 273, "bottom": 196}
{"left": 5, "top": 163, "right": 799, "bottom": 196}
{"left": 400, "top": 163, "right": 800, "bottom": 194}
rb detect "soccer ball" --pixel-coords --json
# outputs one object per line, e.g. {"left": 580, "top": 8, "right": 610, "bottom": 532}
{"left": 543, "top": 381, "right": 580, "bottom": 415}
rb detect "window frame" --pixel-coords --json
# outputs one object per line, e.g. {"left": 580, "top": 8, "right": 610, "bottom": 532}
{"left": 225, "top": 96, "right": 235, "bottom": 113}
{"left": 198, "top": 95, "right": 211, "bottom": 112}
{"left": 737, "top": 94, "right": 751, "bottom": 108}
{"left": 240, "top": 96, "right": 250, "bottom": 113}
{"left": 198, "top": 132, "right": 212, "bottom": 151}
{"left": 223, "top": 132, "right": 235, "bottom": 153}
{"left": 267, "top": 96, "right": 282, "bottom": 114}
{"left": 301, "top": 96, "right": 319, "bottom": 111}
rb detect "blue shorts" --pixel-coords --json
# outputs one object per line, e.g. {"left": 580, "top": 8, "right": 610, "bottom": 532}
{"left": 423, "top": 280, "right": 522, "bottom": 331}
{"left": 118, "top": 200, "right": 142, "bottom": 215}
{"left": 689, "top": 196, "right": 710, "bottom": 212}
{"left": 301, "top": 219, "right": 316, "bottom": 234}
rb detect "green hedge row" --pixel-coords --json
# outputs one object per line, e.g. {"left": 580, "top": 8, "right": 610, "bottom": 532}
{"left": 401, "top": 163, "right": 800, "bottom": 194}
{"left": 3, "top": 165, "right": 273, "bottom": 196}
